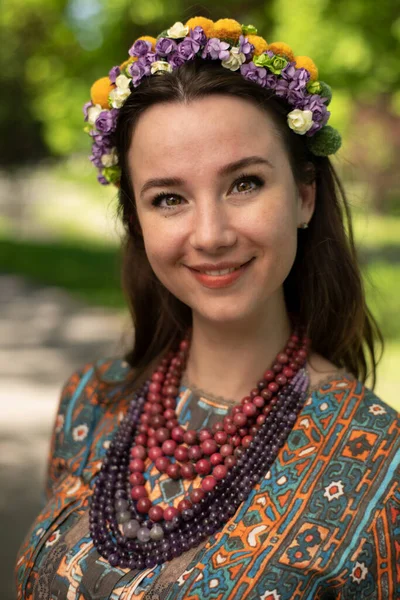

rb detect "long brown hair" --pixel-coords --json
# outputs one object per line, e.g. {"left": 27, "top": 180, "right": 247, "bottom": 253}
{"left": 110, "top": 59, "right": 383, "bottom": 390}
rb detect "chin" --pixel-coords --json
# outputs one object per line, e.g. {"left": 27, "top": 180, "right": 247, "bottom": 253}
{"left": 191, "top": 298, "right": 261, "bottom": 326}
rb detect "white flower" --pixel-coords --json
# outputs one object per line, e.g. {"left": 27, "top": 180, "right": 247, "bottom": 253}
{"left": 109, "top": 87, "right": 130, "bottom": 108}
{"left": 87, "top": 104, "right": 103, "bottom": 126}
{"left": 72, "top": 423, "right": 89, "bottom": 442}
{"left": 108, "top": 74, "right": 132, "bottom": 108}
{"left": 101, "top": 148, "right": 118, "bottom": 167}
{"left": 287, "top": 109, "right": 313, "bottom": 135}
{"left": 167, "top": 21, "right": 189, "bottom": 39}
{"left": 115, "top": 74, "right": 131, "bottom": 90}
{"left": 151, "top": 60, "right": 173, "bottom": 76}
{"left": 221, "top": 47, "right": 246, "bottom": 71}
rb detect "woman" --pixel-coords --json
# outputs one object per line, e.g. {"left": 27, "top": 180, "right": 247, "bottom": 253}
{"left": 15, "top": 16, "right": 399, "bottom": 599}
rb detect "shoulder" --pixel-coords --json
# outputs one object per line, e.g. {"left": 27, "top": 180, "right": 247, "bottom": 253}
{"left": 309, "top": 365, "right": 399, "bottom": 425}
{"left": 307, "top": 368, "right": 399, "bottom": 499}
{"left": 55, "top": 357, "right": 134, "bottom": 444}
{"left": 60, "top": 356, "right": 133, "bottom": 398}
{"left": 308, "top": 351, "right": 399, "bottom": 418}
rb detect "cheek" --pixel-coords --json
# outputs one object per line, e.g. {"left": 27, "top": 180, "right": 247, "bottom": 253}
{"left": 249, "top": 200, "right": 298, "bottom": 278}
{"left": 141, "top": 222, "right": 182, "bottom": 282}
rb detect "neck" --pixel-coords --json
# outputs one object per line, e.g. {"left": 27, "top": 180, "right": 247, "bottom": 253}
{"left": 184, "top": 295, "right": 293, "bottom": 403}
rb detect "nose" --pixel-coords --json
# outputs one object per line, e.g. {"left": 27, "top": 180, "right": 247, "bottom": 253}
{"left": 189, "top": 197, "right": 237, "bottom": 252}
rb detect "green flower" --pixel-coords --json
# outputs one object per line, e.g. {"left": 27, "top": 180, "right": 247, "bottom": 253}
{"left": 241, "top": 24, "right": 258, "bottom": 35}
{"left": 253, "top": 54, "right": 270, "bottom": 67}
{"left": 103, "top": 166, "right": 121, "bottom": 184}
{"left": 306, "top": 80, "right": 322, "bottom": 95}
{"left": 306, "top": 126, "right": 342, "bottom": 156}
{"left": 269, "top": 55, "right": 288, "bottom": 74}
{"left": 253, "top": 53, "right": 288, "bottom": 74}
{"left": 318, "top": 81, "right": 332, "bottom": 105}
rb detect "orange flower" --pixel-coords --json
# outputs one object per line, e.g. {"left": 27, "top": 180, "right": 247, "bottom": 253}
{"left": 247, "top": 35, "right": 268, "bottom": 56}
{"left": 213, "top": 18, "right": 242, "bottom": 42}
{"left": 295, "top": 56, "right": 318, "bottom": 81}
{"left": 267, "top": 42, "right": 295, "bottom": 62}
{"left": 90, "top": 77, "right": 115, "bottom": 109}
{"left": 185, "top": 16, "right": 215, "bottom": 38}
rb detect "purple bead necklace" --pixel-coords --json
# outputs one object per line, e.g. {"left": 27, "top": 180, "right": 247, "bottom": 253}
{"left": 88, "top": 338, "right": 310, "bottom": 570}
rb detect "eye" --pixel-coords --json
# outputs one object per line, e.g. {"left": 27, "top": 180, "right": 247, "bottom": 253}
{"left": 230, "top": 174, "right": 264, "bottom": 195}
{"left": 150, "top": 173, "right": 264, "bottom": 211}
{"left": 151, "top": 193, "right": 184, "bottom": 210}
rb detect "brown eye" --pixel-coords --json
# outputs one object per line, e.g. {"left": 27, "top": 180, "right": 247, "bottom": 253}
{"left": 164, "top": 196, "right": 181, "bottom": 206}
{"left": 152, "top": 193, "right": 184, "bottom": 209}
{"left": 237, "top": 180, "right": 254, "bottom": 193}
{"left": 231, "top": 175, "right": 264, "bottom": 195}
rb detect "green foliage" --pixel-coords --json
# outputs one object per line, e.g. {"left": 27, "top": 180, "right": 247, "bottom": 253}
{"left": 1, "top": 0, "right": 399, "bottom": 167}
{"left": 0, "top": 236, "right": 124, "bottom": 308}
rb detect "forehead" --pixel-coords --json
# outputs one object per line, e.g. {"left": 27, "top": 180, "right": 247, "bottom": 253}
{"left": 128, "top": 95, "right": 283, "bottom": 176}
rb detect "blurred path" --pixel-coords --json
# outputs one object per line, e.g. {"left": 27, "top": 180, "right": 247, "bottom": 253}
{"left": 0, "top": 275, "right": 129, "bottom": 599}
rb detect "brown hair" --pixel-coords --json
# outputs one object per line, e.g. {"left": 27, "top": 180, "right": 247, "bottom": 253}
{"left": 110, "top": 59, "right": 383, "bottom": 390}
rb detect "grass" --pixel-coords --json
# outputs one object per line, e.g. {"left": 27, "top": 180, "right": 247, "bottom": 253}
{"left": 0, "top": 237, "right": 125, "bottom": 309}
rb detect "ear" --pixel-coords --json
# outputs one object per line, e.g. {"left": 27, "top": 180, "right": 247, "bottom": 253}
{"left": 297, "top": 179, "right": 316, "bottom": 226}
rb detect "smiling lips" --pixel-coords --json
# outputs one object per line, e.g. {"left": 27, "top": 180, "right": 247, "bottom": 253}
{"left": 186, "top": 258, "right": 254, "bottom": 288}
{"left": 189, "top": 258, "right": 253, "bottom": 274}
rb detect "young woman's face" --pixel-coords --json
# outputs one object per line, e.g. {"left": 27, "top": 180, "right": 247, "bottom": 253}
{"left": 128, "top": 95, "right": 315, "bottom": 326}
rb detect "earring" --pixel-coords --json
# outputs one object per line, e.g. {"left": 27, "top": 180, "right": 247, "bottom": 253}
{"left": 298, "top": 222, "right": 309, "bottom": 229}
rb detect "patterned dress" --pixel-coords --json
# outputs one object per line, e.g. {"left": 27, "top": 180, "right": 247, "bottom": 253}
{"left": 15, "top": 358, "right": 400, "bottom": 599}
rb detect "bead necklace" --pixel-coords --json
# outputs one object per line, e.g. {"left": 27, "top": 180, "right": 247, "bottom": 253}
{"left": 89, "top": 327, "right": 311, "bottom": 569}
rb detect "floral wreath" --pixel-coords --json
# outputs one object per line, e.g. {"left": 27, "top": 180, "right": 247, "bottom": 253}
{"left": 83, "top": 17, "right": 342, "bottom": 187}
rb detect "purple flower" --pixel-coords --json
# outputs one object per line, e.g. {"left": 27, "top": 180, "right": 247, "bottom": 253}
{"left": 129, "top": 39, "right": 152, "bottom": 57}
{"left": 138, "top": 52, "right": 157, "bottom": 66}
{"left": 201, "top": 38, "right": 230, "bottom": 60}
{"left": 178, "top": 37, "right": 201, "bottom": 60}
{"left": 238, "top": 35, "right": 254, "bottom": 60}
{"left": 275, "top": 78, "right": 289, "bottom": 98}
{"left": 155, "top": 37, "right": 178, "bottom": 57}
{"left": 279, "top": 66, "right": 309, "bottom": 105}
{"left": 189, "top": 26, "right": 207, "bottom": 46}
{"left": 301, "top": 94, "right": 330, "bottom": 135}
{"left": 286, "top": 88, "right": 307, "bottom": 106}
{"left": 90, "top": 154, "right": 103, "bottom": 168}
{"left": 97, "top": 173, "right": 109, "bottom": 185}
{"left": 294, "top": 67, "right": 310, "bottom": 87}
{"left": 91, "top": 143, "right": 103, "bottom": 158}
{"left": 168, "top": 53, "right": 186, "bottom": 69}
{"left": 108, "top": 66, "right": 121, "bottom": 83}
{"left": 240, "top": 62, "right": 267, "bottom": 86}
{"left": 83, "top": 101, "right": 93, "bottom": 121}
{"left": 128, "top": 61, "right": 150, "bottom": 86}
{"left": 281, "top": 63, "right": 297, "bottom": 80}
{"left": 90, "top": 132, "right": 111, "bottom": 144}
{"left": 95, "top": 109, "right": 118, "bottom": 134}
{"left": 264, "top": 73, "right": 278, "bottom": 90}
{"left": 91, "top": 137, "right": 113, "bottom": 157}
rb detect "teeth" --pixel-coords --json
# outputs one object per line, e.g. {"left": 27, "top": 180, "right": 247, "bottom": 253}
{"left": 201, "top": 266, "right": 240, "bottom": 276}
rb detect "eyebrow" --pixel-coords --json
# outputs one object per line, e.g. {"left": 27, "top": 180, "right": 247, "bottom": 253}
{"left": 139, "top": 155, "right": 274, "bottom": 198}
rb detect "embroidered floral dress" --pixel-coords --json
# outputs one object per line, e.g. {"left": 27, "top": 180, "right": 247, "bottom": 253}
{"left": 15, "top": 358, "right": 400, "bottom": 599}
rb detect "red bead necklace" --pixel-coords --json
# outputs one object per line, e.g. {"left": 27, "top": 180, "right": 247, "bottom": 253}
{"left": 128, "top": 328, "right": 310, "bottom": 523}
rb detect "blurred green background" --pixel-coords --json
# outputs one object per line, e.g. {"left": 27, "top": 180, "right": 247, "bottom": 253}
{"left": 1, "top": 0, "right": 399, "bottom": 409}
